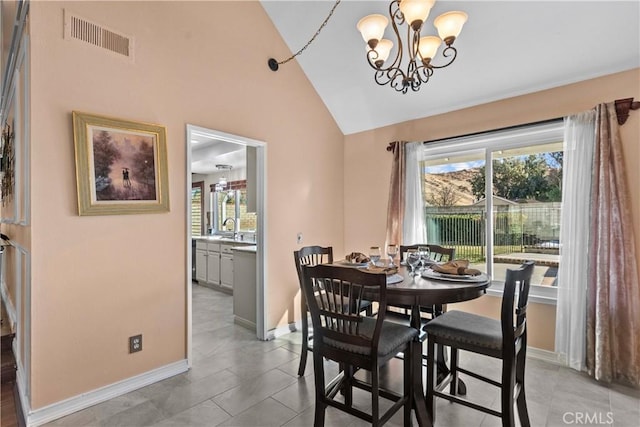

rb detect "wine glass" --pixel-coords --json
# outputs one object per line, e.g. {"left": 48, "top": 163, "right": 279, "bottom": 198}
{"left": 386, "top": 244, "right": 398, "bottom": 267}
{"left": 418, "top": 245, "right": 431, "bottom": 271}
{"left": 406, "top": 249, "right": 421, "bottom": 276}
{"left": 369, "top": 246, "right": 381, "bottom": 267}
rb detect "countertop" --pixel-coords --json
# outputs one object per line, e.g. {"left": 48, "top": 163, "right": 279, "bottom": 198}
{"left": 193, "top": 236, "right": 255, "bottom": 245}
{"left": 232, "top": 245, "right": 257, "bottom": 253}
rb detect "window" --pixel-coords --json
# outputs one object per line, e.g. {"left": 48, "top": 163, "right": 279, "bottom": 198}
{"left": 210, "top": 180, "right": 257, "bottom": 233}
{"left": 421, "top": 121, "right": 564, "bottom": 301}
{"left": 191, "top": 181, "right": 204, "bottom": 236}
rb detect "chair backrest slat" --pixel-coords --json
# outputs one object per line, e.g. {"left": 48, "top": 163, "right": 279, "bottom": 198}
{"left": 302, "top": 264, "right": 387, "bottom": 354}
{"left": 400, "top": 244, "right": 456, "bottom": 263}
{"left": 501, "top": 261, "right": 535, "bottom": 352}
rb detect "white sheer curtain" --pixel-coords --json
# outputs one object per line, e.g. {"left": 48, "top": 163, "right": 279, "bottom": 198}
{"left": 403, "top": 141, "right": 427, "bottom": 244}
{"left": 555, "top": 111, "right": 596, "bottom": 370}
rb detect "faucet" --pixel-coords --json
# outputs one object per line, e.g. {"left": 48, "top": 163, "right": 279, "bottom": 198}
{"left": 222, "top": 217, "right": 238, "bottom": 239}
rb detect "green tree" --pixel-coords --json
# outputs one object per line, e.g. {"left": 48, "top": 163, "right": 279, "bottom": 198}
{"left": 92, "top": 131, "right": 121, "bottom": 179}
{"left": 469, "top": 153, "right": 562, "bottom": 202}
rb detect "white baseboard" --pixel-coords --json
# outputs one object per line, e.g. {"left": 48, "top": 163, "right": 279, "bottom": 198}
{"left": 527, "top": 347, "right": 566, "bottom": 366}
{"left": 26, "top": 359, "right": 189, "bottom": 427}
{"left": 233, "top": 316, "right": 256, "bottom": 331}
{"left": 266, "top": 322, "right": 298, "bottom": 341}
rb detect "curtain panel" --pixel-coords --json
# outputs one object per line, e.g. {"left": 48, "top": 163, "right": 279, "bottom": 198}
{"left": 555, "top": 111, "right": 596, "bottom": 371}
{"left": 587, "top": 102, "right": 640, "bottom": 387}
{"left": 403, "top": 142, "right": 427, "bottom": 245}
{"left": 386, "top": 141, "right": 406, "bottom": 249}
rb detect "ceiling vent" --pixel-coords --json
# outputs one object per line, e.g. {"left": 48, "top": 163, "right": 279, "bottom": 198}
{"left": 63, "top": 10, "right": 134, "bottom": 60}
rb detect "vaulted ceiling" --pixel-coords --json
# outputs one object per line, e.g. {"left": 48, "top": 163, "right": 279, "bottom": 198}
{"left": 261, "top": 0, "right": 640, "bottom": 135}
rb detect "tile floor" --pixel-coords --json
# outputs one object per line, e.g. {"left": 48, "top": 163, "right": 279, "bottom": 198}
{"left": 47, "top": 284, "right": 640, "bottom": 427}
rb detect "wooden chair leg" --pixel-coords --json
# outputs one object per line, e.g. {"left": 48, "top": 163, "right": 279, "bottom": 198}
{"left": 449, "top": 347, "right": 458, "bottom": 396}
{"left": 501, "top": 357, "right": 517, "bottom": 427}
{"left": 516, "top": 348, "right": 530, "bottom": 427}
{"left": 298, "top": 302, "right": 309, "bottom": 376}
{"left": 312, "top": 342, "right": 326, "bottom": 427}
{"left": 371, "top": 367, "right": 380, "bottom": 427}
{"left": 344, "top": 365, "right": 354, "bottom": 407}
{"left": 403, "top": 342, "right": 411, "bottom": 427}
{"left": 426, "top": 339, "right": 436, "bottom": 425}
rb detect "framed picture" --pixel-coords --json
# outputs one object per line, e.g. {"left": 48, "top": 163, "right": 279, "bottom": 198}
{"left": 72, "top": 111, "right": 170, "bottom": 216}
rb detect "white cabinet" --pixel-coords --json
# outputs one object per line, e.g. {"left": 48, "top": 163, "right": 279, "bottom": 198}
{"left": 220, "top": 254, "right": 234, "bottom": 289}
{"left": 195, "top": 249, "right": 207, "bottom": 282}
{"left": 195, "top": 240, "right": 223, "bottom": 290}
{"left": 207, "top": 249, "right": 221, "bottom": 285}
{"left": 233, "top": 247, "right": 257, "bottom": 331}
{"left": 220, "top": 243, "right": 234, "bottom": 290}
{"left": 194, "top": 239, "right": 252, "bottom": 294}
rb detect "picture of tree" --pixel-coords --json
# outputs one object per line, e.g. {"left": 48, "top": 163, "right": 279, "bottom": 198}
{"left": 91, "top": 128, "right": 158, "bottom": 201}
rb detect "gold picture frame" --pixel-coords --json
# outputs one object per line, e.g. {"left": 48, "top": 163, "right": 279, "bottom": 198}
{"left": 72, "top": 111, "right": 170, "bottom": 216}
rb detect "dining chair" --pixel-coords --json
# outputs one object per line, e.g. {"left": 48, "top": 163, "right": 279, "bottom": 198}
{"left": 301, "top": 264, "right": 419, "bottom": 427}
{"left": 424, "top": 260, "right": 535, "bottom": 427}
{"left": 399, "top": 244, "right": 456, "bottom": 264}
{"left": 293, "top": 246, "right": 373, "bottom": 376}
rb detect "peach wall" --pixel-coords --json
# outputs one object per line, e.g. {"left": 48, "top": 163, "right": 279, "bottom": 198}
{"left": 29, "top": 1, "right": 343, "bottom": 409}
{"left": 344, "top": 68, "right": 640, "bottom": 351}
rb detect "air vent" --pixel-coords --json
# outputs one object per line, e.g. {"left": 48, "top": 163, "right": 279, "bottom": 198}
{"left": 63, "top": 10, "right": 134, "bottom": 60}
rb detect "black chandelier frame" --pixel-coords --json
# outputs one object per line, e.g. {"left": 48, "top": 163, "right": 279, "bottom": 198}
{"left": 365, "top": 0, "right": 459, "bottom": 94}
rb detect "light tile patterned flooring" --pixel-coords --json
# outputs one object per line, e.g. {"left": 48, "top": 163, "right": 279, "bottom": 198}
{"left": 47, "top": 284, "right": 640, "bottom": 426}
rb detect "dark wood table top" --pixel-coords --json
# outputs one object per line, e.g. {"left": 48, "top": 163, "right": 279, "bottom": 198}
{"left": 333, "top": 261, "right": 491, "bottom": 307}
{"left": 384, "top": 266, "right": 491, "bottom": 307}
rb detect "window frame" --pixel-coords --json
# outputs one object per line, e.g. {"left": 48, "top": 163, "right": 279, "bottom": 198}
{"left": 191, "top": 180, "right": 205, "bottom": 236}
{"left": 421, "top": 121, "right": 564, "bottom": 304}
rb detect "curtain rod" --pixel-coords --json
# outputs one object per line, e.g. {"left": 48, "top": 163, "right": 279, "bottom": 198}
{"left": 614, "top": 98, "right": 640, "bottom": 125}
{"left": 421, "top": 117, "right": 563, "bottom": 146}
{"left": 412, "top": 97, "right": 638, "bottom": 147}
{"left": 386, "top": 97, "right": 638, "bottom": 151}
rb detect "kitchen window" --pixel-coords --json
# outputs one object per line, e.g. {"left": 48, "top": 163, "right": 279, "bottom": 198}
{"left": 420, "top": 121, "right": 564, "bottom": 302}
{"left": 191, "top": 181, "right": 204, "bottom": 236}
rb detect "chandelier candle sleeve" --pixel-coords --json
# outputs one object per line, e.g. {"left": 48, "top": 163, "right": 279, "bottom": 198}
{"left": 357, "top": 0, "right": 468, "bottom": 93}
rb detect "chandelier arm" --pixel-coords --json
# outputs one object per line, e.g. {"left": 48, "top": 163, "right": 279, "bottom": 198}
{"left": 428, "top": 45, "right": 458, "bottom": 69}
{"left": 388, "top": 0, "right": 404, "bottom": 70}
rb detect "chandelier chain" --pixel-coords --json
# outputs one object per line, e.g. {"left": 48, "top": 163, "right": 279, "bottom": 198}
{"left": 274, "top": 0, "right": 341, "bottom": 66}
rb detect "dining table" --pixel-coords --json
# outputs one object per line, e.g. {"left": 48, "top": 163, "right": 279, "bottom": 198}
{"left": 334, "top": 259, "right": 491, "bottom": 427}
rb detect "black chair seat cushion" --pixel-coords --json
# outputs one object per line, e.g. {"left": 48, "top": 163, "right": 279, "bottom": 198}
{"left": 423, "top": 310, "right": 502, "bottom": 358}
{"left": 324, "top": 317, "right": 418, "bottom": 357}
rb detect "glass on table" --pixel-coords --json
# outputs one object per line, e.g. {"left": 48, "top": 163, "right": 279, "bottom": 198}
{"left": 369, "top": 246, "right": 381, "bottom": 267}
{"left": 417, "top": 245, "right": 431, "bottom": 270}
{"left": 386, "top": 244, "right": 398, "bottom": 267}
{"left": 406, "top": 249, "right": 421, "bottom": 276}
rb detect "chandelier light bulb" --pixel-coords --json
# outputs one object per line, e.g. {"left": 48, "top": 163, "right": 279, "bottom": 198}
{"left": 434, "top": 11, "right": 468, "bottom": 44}
{"left": 368, "top": 39, "right": 394, "bottom": 68}
{"left": 357, "top": 14, "right": 389, "bottom": 48}
{"left": 418, "top": 36, "right": 441, "bottom": 62}
{"left": 399, "top": 0, "right": 435, "bottom": 30}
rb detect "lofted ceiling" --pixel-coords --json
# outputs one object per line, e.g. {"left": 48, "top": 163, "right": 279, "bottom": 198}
{"left": 261, "top": 0, "right": 640, "bottom": 135}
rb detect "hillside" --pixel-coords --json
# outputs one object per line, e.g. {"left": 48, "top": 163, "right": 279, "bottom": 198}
{"left": 424, "top": 168, "right": 480, "bottom": 206}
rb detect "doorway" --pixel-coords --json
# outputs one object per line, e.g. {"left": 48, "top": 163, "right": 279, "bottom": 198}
{"left": 185, "top": 125, "right": 267, "bottom": 366}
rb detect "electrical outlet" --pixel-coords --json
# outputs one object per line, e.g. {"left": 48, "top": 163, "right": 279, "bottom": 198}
{"left": 296, "top": 232, "right": 303, "bottom": 244}
{"left": 129, "top": 334, "right": 142, "bottom": 353}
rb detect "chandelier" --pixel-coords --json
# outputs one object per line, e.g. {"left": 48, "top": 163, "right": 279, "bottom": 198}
{"left": 214, "top": 164, "right": 232, "bottom": 192}
{"left": 357, "top": 0, "right": 467, "bottom": 93}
